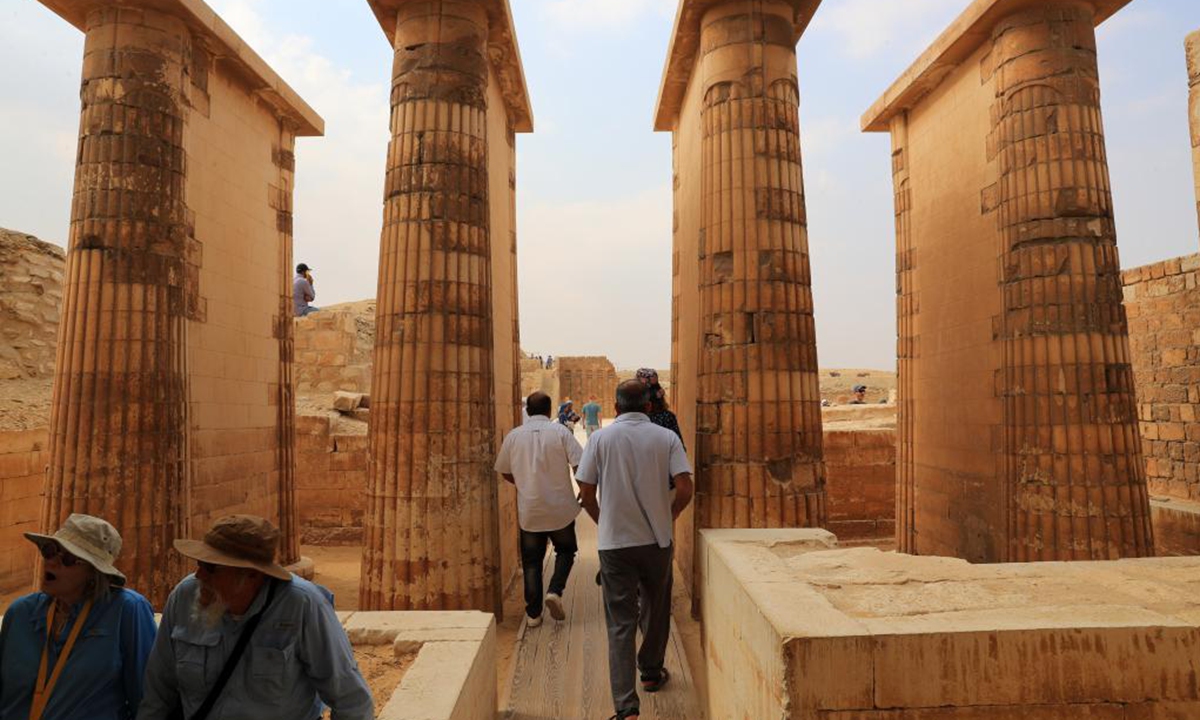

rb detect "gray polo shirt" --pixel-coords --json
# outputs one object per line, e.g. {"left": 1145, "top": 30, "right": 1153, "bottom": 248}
{"left": 575, "top": 412, "right": 692, "bottom": 551}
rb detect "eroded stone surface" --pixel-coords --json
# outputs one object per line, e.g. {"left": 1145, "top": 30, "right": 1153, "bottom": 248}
{"left": 702, "top": 529, "right": 1200, "bottom": 719}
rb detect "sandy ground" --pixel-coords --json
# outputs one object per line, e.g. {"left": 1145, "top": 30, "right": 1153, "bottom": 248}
{"left": 350, "top": 645, "right": 415, "bottom": 718}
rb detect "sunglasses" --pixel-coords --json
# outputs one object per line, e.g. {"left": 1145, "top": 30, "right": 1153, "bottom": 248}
{"left": 197, "top": 561, "right": 218, "bottom": 574}
{"left": 39, "top": 543, "right": 81, "bottom": 567}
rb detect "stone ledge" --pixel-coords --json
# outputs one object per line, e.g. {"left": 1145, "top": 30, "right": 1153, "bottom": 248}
{"left": 701, "top": 528, "right": 1200, "bottom": 718}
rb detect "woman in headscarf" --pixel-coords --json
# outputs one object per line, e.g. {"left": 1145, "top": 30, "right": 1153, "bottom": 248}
{"left": 635, "top": 368, "right": 683, "bottom": 447}
{"left": 0, "top": 514, "right": 157, "bottom": 720}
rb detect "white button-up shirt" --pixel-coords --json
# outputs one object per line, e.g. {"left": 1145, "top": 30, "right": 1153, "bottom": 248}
{"left": 495, "top": 415, "right": 584, "bottom": 532}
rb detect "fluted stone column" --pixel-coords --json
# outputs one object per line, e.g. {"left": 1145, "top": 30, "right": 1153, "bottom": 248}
{"left": 694, "top": 0, "right": 826, "bottom": 530}
{"left": 273, "top": 135, "right": 301, "bottom": 570}
{"left": 1188, "top": 30, "right": 1200, "bottom": 240}
{"left": 992, "top": 3, "right": 1153, "bottom": 560}
{"left": 360, "top": 0, "right": 500, "bottom": 611}
{"left": 44, "top": 7, "right": 194, "bottom": 605}
{"left": 891, "top": 114, "right": 917, "bottom": 553}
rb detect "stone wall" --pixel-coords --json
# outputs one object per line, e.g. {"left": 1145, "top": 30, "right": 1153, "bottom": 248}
{"left": 295, "top": 414, "right": 368, "bottom": 545}
{"left": 1123, "top": 254, "right": 1200, "bottom": 502}
{"left": 0, "top": 229, "right": 63, "bottom": 381}
{"left": 700, "top": 528, "right": 1200, "bottom": 719}
{"left": 295, "top": 301, "right": 374, "bottom": 397}
{"left": 1123, "top": 254, "right": 1200, "bottom": 556}
{"left": 555, "top": 356, "right": 618, "bottom": 408}
{"left": 0, "top": 429, "right": 47, "bottom": 595}
{"left": 824, "top": 428, "right": 896, "bottom": 543}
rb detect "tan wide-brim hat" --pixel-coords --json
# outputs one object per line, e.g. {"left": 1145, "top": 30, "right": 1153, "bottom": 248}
{"left": 174, "top": 514, "right": 292, "bottom": 581}
{"left": 25, "top": 513, "right": 127, "bottom": 586}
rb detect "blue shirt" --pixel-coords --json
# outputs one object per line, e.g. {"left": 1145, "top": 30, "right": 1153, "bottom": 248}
{"left": 0, "top": 588, "right": 157, "bottom": 720}
{"left": 137, "top": 575, "right": 372, "bottom": 720}
{"left": 581, "top": 402, "right": 602, "bottom": 426}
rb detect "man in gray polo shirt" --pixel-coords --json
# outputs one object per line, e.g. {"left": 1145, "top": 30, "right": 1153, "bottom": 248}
{"left": 577, "top": 380, "right": 693, "bottom": 720}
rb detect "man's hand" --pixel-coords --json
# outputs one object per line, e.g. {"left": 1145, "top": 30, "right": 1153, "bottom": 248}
{"left": 578, "top": 483, "right": 600, "bottom": 524}
{"left": 671, "top": 472, "right": 693, "bottom": 520}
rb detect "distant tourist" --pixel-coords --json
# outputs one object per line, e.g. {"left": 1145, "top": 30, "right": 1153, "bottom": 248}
{"left": 578, "top": 380, "right": 694, "bottom": 720}
{"left": 557, "top": 399, "right": 580, "bottom": 430}
{"left": 581, "top": 395, "right": 603, "bottom": 438}
{"left": 0, "top": 514, "right": 157, "bottom": 720}
{"left": 138, "top": 515, "right": 373, "bottom": 720}
{"left": 850, "top": 384, "right": 867, "bottom": 404}
{"left": 545, "top": 355, "right": 554, "bottom": 369}
{"left": 494, "top": 392, "right": 584, "bottom": 627}
{"left": 293, "top": 262, "right": 317, "bottom": 317}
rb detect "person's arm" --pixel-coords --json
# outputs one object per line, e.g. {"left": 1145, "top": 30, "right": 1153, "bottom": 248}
{"left": 494, "top": 435, "right": 513, "bottom": 482}
{"left": 578, "top": 483, "right": 600, "bottom": 524}
{"left": 575, "top": 441, "right": 599, "bottom": 523}
{"left": 300, "top": 590, "right": 374, "bottom": 720}
{"left": 670, "top": 472, "right": 693, "bottom": 519}
{"left": 136, "top": 588, "right": 182, "bottom": 720}
{"left": 304, "top": 279, "right": 315, "bottom": 302}
{"left": 120, "top": 593, "right": 159, "bottom": 719}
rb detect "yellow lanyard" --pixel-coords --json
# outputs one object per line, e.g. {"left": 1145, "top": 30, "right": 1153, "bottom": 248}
{"left": 30, "top": 599, "right": 93, "bottom": 720}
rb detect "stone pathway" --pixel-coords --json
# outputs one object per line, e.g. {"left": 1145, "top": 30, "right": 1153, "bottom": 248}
{"left": 503, "top": 515, "right": 703, "bottom": 720}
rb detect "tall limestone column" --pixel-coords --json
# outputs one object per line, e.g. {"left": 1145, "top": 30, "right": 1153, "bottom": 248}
{"left": 44, "top": 7, "right": 194, "bottom": 605}
{"left": 360, "top": 0, "right": 500, "bottom": 611}
{"left": 694, "top": 0, "right": 826, "bottom": 530}
{"left": 1188, "top": 29, "right": 1200, "bottom": 240}
{"left": 992, "top": 3, "right": 1153, "bottom": 560}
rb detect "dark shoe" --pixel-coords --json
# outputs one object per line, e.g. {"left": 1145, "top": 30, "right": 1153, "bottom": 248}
{"left": 608, "top": 709, "right": 640, "bottom": 719}
{"left": 641, "top": 667, "right": 670, "bottom": 693}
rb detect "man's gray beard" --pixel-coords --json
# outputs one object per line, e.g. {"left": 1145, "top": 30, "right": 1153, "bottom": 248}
{"left": 190, "top": 585, "right": 229, "bottom": 630}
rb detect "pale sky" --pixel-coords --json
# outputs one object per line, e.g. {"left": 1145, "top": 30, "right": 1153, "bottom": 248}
{"left": 2, "top": 0, "right": 1198, "bottom": 370}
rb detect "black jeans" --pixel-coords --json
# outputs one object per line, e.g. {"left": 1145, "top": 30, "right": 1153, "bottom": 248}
{"left": 598, "top": 543, "right": 674, "bottom": 716}
{"left": 520, "top": 521, "right": 578, "bottom": 618}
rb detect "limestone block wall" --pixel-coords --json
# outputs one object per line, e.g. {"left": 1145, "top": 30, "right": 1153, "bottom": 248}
{"left": 295, "top": 415, "right": 368, "bottom": 545}
{"left": 0, "top": 430, "right": 48, "bottom": 595}
{"left": 0, "top": 230, "right": 63, "bottom": 381}
{"left": 823, "top": 428, "right": 895, "bottom": 542}
{"left": 1122, "top": 255, "right": 1200, "bottom": 501}
{"left": 556, "top": 356, "right": 617, "bottom": 407}
{"left": 700, "top": 528, "right": 1200, "bottom": 719}
{"left": 37, "top": 0, "right": 323, "bottom": 605}
{"left": 863, "top": 0, "right": 1151, "bottom": 563}
{"left": 294, "top": 303, "right": 375, "bottom": 396}
{"left": 518, "top": 357, "right": 559, "bottom": 401}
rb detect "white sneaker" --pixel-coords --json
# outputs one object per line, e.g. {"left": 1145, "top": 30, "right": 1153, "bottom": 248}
{"left": 545, "top": 593, "right": 566, "bottom": 621}
{"left": 526, "top": 614, "right": 542, "bottom": 628}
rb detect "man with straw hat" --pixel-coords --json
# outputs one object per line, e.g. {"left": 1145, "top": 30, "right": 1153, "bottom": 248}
{"left": 0, "top": 513, "right": 157, "bottom": 720}
{"left": 138, "top": 515, "right": 372, "bottom": 720}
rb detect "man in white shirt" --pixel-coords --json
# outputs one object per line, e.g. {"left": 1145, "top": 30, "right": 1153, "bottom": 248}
{"left": 494, "top": 391, "right": 584, "bottom": 626}
{"left": 577, "top": 380, "right": 693, "bottom": 720}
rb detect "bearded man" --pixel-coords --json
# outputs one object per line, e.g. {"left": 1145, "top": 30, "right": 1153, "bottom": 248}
{"left": 138, "top": 515, "right": 372, "bottom": 720}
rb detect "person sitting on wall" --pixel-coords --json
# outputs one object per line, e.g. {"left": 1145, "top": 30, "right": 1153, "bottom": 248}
{"left": 495, "top": 391, "right": 585, "bottom": 627}
{"left": 850, "top": 384, "right": 868, "bottom": 404}
{"left": 0, "top": 513, "right": 158, "bottom": 720}
{"left": 137, "top": 515, "right": 373, "bottom": 720}
{"left": 293, "top": 263, "right": 317, "bottom": 317}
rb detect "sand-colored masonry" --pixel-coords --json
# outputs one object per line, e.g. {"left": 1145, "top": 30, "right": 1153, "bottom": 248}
{"left": 361, "top": 0, "right": 501, "bottom": 612}
{"left": 694, "top": 0, "right": 826, "bottom": 531}
{"left": 1189, "top": 30, "right": 1200, "bottom": 240}
{"left": 45, "top": 8, "right": 195, "bottom": 601}
{"left": 991, "top": 4, "right": 1151, "bottom": 560}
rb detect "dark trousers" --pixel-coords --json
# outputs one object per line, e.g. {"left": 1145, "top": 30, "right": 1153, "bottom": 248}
{"left": 520, "top": 522, "right": 578, "bottom": 618}
{"left": 598, "top": 543, "right": 674, "bottom": 715}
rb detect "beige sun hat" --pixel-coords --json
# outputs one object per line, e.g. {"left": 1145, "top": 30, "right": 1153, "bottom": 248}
{"left": 174, "top": 515, "right": 292, "bottom": 581}
{"left": 25, "top": 513, "right": 127, "bottom": 586}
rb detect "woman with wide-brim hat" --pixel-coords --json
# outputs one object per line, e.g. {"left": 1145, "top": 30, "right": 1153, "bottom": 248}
{"left": 0, "top": 514, "right": 157, "bottom": 720}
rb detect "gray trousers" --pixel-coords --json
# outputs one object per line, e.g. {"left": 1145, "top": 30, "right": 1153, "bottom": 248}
{"left": 598, "top": 543, "right": 673, "bottom": 715}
